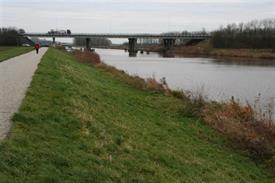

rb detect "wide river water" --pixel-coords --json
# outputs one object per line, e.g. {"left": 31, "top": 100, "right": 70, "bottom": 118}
{"left": 96, "top": 48, "right": 275, "bottom": 119}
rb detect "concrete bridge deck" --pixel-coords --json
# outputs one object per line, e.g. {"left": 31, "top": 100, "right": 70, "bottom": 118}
{"left": 23, "top": 32, "right": 211, "bottom": 57}
{"left": 24, "top": 33, "right": 211, "bottom": 39}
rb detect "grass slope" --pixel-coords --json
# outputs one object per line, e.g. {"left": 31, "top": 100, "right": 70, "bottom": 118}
{"left": 0, "top": 47, "right": 33, "bottom": 62}
{"left": 0, "top": 48, "right": 274, "bottom": 182}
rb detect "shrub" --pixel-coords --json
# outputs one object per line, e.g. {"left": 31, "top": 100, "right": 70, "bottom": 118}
{"left": 203, "top": 98, "right": 275, "bottom": 163}
{"left": 73, "top": 50, "right": 100, "bottom": 65}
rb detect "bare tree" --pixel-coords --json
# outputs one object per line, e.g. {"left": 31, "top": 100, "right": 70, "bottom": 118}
{"left": 211, "top": 18, "right": 275, "bottom": 49}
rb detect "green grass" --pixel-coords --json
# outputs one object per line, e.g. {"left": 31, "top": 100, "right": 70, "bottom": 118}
{"left": 0, "top": 48, "right": 274, "bottom": 182}
{"left": 0, "top": 47, "right": 33, "bottom": 62}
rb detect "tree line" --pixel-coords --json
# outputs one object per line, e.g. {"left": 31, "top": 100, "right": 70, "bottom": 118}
{"left": 211, "top": 18, "right": 275, "bottom": 49}
{"left": 0, "top": 27, "right": 25, "bottom": 46}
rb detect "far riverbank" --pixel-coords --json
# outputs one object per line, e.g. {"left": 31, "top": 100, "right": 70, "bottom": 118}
{"left": 111, "top": 41, "right": 275, "bottom": 60}
{"left": 148, "top": 41, "right": 275, "bottom": 60}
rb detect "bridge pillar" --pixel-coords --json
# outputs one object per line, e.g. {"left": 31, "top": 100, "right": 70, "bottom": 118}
{"left": 163, "top": 38, "right": 175, "bottom": 51}
{"left": 128, "top": 38, "right": 137, "bottom": 57}
{"left": 52, "top": 37, "right": 56, "bottom": 45}
{"left": 86, "top": 38, "right": 91, "bottom": 51}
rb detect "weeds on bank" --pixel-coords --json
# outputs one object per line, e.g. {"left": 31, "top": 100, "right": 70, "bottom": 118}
{"left": 171, "top": 90, "right": 275, "bottom": 173}
{"left": 72, "top": 50, "right": 101, "bottom": 64}
{"left": 73, "top": 50, "right": 169, "bottom": 93}
{"left": 172, "top": 90, "right": 275, "bottom": 172}
{"left": 96, "top": 62, "right": 171, "bottom": 94}
{"left": 204, "top": 99, "right": 275, "bottom": 159}
{"left": 72, "top": 49, "right": 275, "bottom": 174}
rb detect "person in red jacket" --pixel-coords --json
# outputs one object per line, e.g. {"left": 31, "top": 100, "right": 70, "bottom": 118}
{"left": 34, "top": 43, "right": 40, "bottom": 54}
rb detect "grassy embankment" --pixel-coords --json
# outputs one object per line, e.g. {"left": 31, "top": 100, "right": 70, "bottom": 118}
{"left": 0, "top": 47, "right": 33, "bottom": 62}
{"left": 0, "top": 48, "right": 274, "bottom": 182}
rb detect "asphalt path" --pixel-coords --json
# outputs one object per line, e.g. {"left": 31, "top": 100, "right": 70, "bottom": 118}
{"left": 0, "top": 47, "right": 48, "bottom": 139}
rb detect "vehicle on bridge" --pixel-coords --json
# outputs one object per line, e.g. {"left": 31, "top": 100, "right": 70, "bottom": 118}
{"left": 48, "top": 29, "right": 71, "bottom": 35}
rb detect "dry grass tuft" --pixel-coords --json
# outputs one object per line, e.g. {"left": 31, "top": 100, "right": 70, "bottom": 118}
{"left": 169, "top": 85, "right": 275, "bottom": 167}
{"left": 203, "top": 98, "right": 275, "bottom": 162}
{"left": 171, "top": 89, "right": 275, "bottom": 174}
{"left": 73, "top": 50, "right": 101, "bottom": 65}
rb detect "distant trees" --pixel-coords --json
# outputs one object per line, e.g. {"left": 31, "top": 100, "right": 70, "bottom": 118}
{"left": 0, "top": 27, "right": 25, "bottom": 46}
{"left": 211, "top": 19, "right": 275, "bottom": 49}
{"left": 74, "top": 37, "right": 112, "bottom": 47}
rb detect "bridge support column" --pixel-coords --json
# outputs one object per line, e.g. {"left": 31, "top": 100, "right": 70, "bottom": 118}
{"left": 163, "top": 38, "right": 175, "bottom": 51}
{"left": 128, "top": 38, "right": 137, "bottom": 57}
{"left": 52, "top": 37, "right": 56, "bottom": 45}
{"left": 86, "top": 38, "right": 91, "bottom": 51}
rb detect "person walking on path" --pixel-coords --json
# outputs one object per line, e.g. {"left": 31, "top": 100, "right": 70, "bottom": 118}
{"left": 34, "top": 43, "right": 40, "bottom": 54}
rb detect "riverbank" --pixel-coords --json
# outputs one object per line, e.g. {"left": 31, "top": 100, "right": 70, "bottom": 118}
{"left": 145, "top": 41, "right": 275, "bottom": 60}
{"left": 0, "top": 48, "right": 274, "bottom": 181}
{"left": 76, "top": 49, "right": 275, "bottom": 171}
{"left": 0, "top": 47, "right": 33, "bottom": 62}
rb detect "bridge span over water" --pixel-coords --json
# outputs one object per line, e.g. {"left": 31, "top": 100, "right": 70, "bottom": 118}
{"left": 24, "top": 33, "right": 211, "bottom": 56}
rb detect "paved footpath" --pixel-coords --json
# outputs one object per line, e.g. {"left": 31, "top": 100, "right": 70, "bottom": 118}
{"left": 0, "top": 48, "right": 48, "bottom": 139}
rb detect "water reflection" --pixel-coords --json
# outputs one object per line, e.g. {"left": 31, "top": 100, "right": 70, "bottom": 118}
{"left": 159, "top": 52, "right": 176, "bottom": 58}
{"left": 210, "top": 58, "right": 275, "bottom": 67}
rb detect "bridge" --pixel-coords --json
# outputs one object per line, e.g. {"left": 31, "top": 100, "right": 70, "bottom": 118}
{"left": 23, "top": 33, "right": 211, "bottom": 56}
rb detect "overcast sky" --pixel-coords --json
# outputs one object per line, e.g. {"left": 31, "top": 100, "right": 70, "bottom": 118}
{"left": 1, "top": 0, "right": 274, "bottom": 33}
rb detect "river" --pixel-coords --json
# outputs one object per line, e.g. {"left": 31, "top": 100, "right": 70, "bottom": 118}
{"left": 95, "top": 48, "right": 275, "bottom": 119}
